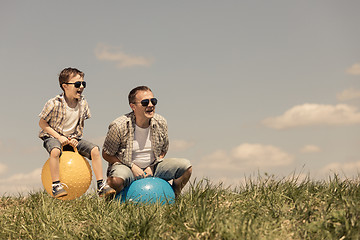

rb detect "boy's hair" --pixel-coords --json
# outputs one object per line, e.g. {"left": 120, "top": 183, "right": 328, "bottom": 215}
{"left": 59, "top": 67, "right": 84, "bottom": 91}
{"left": 128, "top": 86, "right": 152, "bottom": 104}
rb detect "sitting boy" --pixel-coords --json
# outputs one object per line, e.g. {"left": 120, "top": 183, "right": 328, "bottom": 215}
{"left": 38, "top": 67, "right": 115, "bottom": 198}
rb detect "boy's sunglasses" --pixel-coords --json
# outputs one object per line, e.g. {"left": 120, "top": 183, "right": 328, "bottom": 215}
{"left": 64, "top": 81, "right": 86, "bottom": 88}
{"left": 136, "top": 98, "right": 158, "bottom": 107}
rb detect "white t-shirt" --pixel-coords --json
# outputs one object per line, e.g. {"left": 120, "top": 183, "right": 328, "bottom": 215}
{"left": 132, "top": 125, "right": 155, "bottom": 168}
{"left": 62, "top": 102, "right": 80, "bottom": 137}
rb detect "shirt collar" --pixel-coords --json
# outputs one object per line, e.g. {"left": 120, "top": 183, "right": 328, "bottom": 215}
{"left": 128, "top": 111, "right": 155, "bottom": 128}
{"left": 58, "top": 93, "right": 84, "bottom": 103}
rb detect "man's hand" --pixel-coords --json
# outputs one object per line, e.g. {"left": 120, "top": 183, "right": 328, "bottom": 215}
{"left": 131, "top": 164, "right": 146, "bottom": 179}
{"left": 144, "top": 166, "right": 154, "bottom": 177}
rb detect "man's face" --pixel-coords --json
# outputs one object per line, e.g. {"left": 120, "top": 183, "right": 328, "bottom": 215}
{"left": 131, "top": 90, "right": 156, "bottom": 121}
{"left": 63, "top": 74, "right": 85, "bottom": 100}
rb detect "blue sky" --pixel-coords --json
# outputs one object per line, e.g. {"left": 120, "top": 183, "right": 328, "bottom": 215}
{"left": 1, "top": 1, "right": 359, "bottom": 195}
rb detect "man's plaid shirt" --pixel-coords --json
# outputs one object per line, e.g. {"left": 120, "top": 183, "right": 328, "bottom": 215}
{"left": 103, "top": 111, "right": 169, "bottom": 168}
{"left": 38, "top": 94, "right": 91, "bottom": 139}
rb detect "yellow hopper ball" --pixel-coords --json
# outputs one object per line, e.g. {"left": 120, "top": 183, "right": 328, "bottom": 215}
{"left": 41, "top": 147, "right": 92, "bottom": 200}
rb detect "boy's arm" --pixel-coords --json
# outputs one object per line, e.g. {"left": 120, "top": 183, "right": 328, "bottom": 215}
{"left": 39, "top": 118, "right": 68, "bottom": 145}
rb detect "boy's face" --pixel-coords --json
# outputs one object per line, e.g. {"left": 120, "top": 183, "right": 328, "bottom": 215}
{"left": 63, "top": 74, "right": 85, "bottom": 100}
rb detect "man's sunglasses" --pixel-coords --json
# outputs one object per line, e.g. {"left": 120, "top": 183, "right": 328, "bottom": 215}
{"left": 136, "top": 98, "right": 158, "bottom": 107}
{"left": 64, "top": 81, "right": 86, "bottom": 88}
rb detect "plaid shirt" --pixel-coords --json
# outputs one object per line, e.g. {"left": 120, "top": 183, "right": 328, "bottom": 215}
{"left": 38, "top": 94, "right": 91, "bottom": 139}
{"left": 103, "top": 111, "right": 169, "bottom": 168}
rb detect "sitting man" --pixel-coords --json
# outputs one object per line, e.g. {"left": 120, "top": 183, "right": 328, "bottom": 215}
{"left": 102, "top": 86, "right": 192, "bottom": 198}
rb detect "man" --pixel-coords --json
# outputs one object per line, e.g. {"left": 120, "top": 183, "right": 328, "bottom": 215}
{"left": 102, "top": 86, "right": 192, "bottom": 198}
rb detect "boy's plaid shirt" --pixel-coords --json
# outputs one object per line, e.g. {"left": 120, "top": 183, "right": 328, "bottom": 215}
{"left": 38, "top": 94, "right": 91, "bottom": 139}
{"left": 102, "top": 111, "right": 169, "bottom": 168}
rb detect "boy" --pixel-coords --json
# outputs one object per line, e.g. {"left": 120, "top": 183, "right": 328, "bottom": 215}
{"left": 38, "top": 67, "right": 115, "bottom": 198}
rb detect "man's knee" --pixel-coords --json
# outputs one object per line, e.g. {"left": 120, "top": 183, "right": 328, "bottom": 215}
{"left": 179, "top": 158, "right": 191, "bottom": 169}
{"left": 186, "top": 166, "right": 192, "bottom": 175}
{"left": 176, "top": 158, "right": 192, "bottom": 178}
{"left": 108, "top": 176, "right": 124, "bottom": 192}
{"left": 178, "top": 166, "right": 192, "bottom": 180}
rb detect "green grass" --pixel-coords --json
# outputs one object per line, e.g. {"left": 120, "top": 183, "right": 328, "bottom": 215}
{"left": 1, "top": 174, "right": 360, "bottom": 239}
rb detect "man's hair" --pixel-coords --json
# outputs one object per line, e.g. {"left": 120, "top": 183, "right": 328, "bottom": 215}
{"left": 59, "top": 67, "right": 84, "bottom": 91}
{"left": 128, "top": 86, "right": 152, "bottom": 104}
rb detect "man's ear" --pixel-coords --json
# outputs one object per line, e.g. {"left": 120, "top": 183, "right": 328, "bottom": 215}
{"left": 130, "top": 103, "right": 136, "bottom": 111}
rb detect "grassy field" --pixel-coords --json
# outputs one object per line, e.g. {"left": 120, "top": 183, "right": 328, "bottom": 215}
{"left": 1, "top": 174, "right": 360, "bottom": 239}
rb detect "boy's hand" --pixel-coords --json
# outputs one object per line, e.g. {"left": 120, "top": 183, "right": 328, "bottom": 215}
{"left": 58, "top": 136, "right": 69, "bottom": 146}
{"left": 68, "top": 138, "right": 78, "bottom": 148}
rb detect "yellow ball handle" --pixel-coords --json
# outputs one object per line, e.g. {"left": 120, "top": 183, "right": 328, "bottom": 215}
{"left": 62, "top": 144, "right": 80, "bottom": 155}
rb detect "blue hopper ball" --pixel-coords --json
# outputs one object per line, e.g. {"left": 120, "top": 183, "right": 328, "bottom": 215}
{"left": 115, "top": 177, "right": 175, "bottom": 204}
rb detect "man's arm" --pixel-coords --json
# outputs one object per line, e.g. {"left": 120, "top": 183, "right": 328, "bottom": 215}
{"left": 159, "top": 152, "right": 166, "bottom": 159}
{"left": 102, "top": 150, "right": 121, "bottom": 164}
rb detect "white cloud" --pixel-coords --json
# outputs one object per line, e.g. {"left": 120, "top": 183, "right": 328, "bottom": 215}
{"left": 319, "top": 161, "right": 360, "bottom": 177}
{"left": 170, "top": 139, "right": 195, "bottom": 152}
{"left": 337, "top": 88, "right": 360, "bottom": 101}
{"left": 300, "top": 145, "right": 321, "bottom": 153}
{"left": 346, "top": 63, "right": 360, "bottom": 75}
{"left": 0, "top": 168, "right": 42, "bottom": 195}
{"left": 196, "top": 143, "right": 293, "bottom": 174}
{"left": 95, "top": 43, "right": 154, "bottom": 68}
{"left": 0, "top": 163, "right": 7, "bottom": 174}
{"left": 262, "top": 104, "right": 360, "bottom": 129}
{"left": 231, "top": 143, "right": 294, "bottom": 166}
{"left": 192, "top": 144, "right": 294, "bottom": 189}
{"left": 196, "top": 149, "right": 236, "bottom": 171}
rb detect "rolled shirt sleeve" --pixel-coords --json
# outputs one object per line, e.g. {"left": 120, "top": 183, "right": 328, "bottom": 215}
{"left": 103, "top": 123, "right": 122, "bottom": 156}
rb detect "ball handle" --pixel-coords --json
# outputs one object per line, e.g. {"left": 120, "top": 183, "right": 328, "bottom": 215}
{"left": 61, "top": 144, "right": 80, "bottom": 154}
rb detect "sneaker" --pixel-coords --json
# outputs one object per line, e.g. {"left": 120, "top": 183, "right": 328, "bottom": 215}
{"left": 98, "top": 180, "right": 116, "bottom": 198}
{"left": 52, "top": 182, "right": 68, "bottom": 198}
